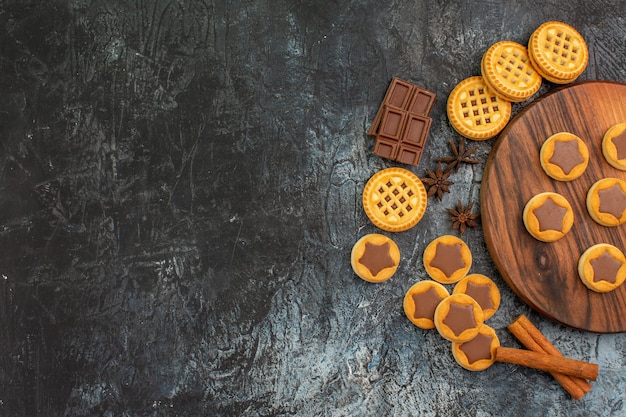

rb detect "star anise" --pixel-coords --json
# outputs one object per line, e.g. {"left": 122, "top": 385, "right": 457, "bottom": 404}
{"left": 437, "top": 137, "right": 479, "bottom": 173}
{"left": 447, "top": 200, "right": 480, "bottom": 236}
{"left": 421, "top": 163, "right": 454, "bottom": 200}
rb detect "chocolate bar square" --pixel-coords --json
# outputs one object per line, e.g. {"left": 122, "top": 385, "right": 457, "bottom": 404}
{"left": 378, "top": 107, "right": 408, "bottom": 141}
{"left": 373, "top": 137, "right": 400, "bottom": 160}
{"left": 386, "top": 78, "right": 415, "bottom": 109}
{"left": 403, "top": 114, "right": 432, "bottom": 147}
{"left": 396, "top": 143, "right": 423, "bottom": 166}
{"left": 408, "top": 88, "right": 436, "bottom": 116}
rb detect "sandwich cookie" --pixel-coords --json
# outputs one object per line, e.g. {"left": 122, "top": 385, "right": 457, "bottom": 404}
{"left": 362, "top": 168, "right": 428, "bottom": 232}
{"left": 447, "top": 76, "right": 512, "bottom": 141}
{"left": 481, "top": 41, "right": 542, "bottom": 102}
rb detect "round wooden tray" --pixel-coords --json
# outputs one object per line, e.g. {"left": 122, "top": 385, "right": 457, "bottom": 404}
{"left": 481, "top": 81, "right": 626, "bottom": 333}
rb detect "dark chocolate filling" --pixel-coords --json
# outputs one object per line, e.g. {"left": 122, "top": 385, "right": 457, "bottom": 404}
{"left": 430, "top": 243, "right": 466, "bottom": 278}
{"left": 612, "top": 130, "right": 626, "bottom": 160}
{"left": 533, "top": 197, "right": 566, "bottom": 232}
{"left": 548, "top": 139, "right": 584, "bottom": 175}
{"left": 411, "top": 286, "right": 445, "bottom": 320}
{"left": 443, "top": 302, "right": 476, "bottom": 336}
{"left": 464, "top": 282, "right": 494, "bottom": 311}
{"left": 590, "top": 251, "right": 622, "bottom": 284}
{"left": 359, "top": 242, "right": 395, "bottom": 276}
{"left": 460, "top": 333, "right": 494, "bottom": 364}
{"left": 598, "top": 184, "right": 626, "bottom": 220}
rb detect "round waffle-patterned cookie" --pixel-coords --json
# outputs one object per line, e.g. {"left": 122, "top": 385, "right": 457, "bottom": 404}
{"left": 447, "top": 76, "right": 512, "bottom": 140}
{"left": 528, "top": 21, "right": 588, "bottom": 84}
{"left": 481, "top": 41, "right": 542, "bottom": 102}
{"left": 362, "top": 167, "right": 427, "bottom": 232}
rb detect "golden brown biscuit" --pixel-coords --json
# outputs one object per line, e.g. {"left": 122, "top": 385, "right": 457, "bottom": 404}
{"left": 423, "top": 235, "right": 472, "bottom": 284}
{"left": 362, "top": 168, "right": 428, "bottom": 232}
{"left": 540, "top": 132, "right": 589, "bottom": 181}
{"left": 578, "top": 244, "right": 626, "bottom": 293}
{"left": 602, "top": 123, "right": 626, "bottom": 170}
{"left": 447, "top": 76, "right": 512, "bottom": 140}
{"left": 523, "top": 192, "right": 574, "bottom": 242}
{"left": 528, "top": 21, "right": 588, "bottom": 84}
{"left": 481, "top": 41, "right": 542, "bottom": 102}
{"left": 451, "top": 324, "right": 499, "bottom": 371}
{"left": 586, "top": 178, "right": 626, "bottom": 227}
{"left": 351, "top": 234, "right": 400, "bottom": 283}
{"left": 453, "top": 274, "right": 501, "bottom": 320}
{"left": 434, "top": 293, "right": 484, "bottom": 343}
{"left": 403, "top": 280, "right": 450, "bottom": 329}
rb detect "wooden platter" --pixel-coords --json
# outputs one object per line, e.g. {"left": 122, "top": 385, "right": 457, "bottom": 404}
{"left": 481, "top": 81, "right": 626, "bottom": 333}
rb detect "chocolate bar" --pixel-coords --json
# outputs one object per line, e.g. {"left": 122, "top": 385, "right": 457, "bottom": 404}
{"left": 368, "top": 78, "right": 436, "bottom": 166}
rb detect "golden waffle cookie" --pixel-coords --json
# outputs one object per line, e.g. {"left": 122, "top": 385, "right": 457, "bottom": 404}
{"left": 528, "top": 21, "right": 588, "bottom": 84}
{"left": 481, "top": 41, "right": 542, "bottom": 102}
{"left": 447, "top": 76, "right": 512, "bottom": 140}
{"left": 362, "top": 167, "right": 427, "bottom": 232}
{"left": 578, "top": 244, "right": 626, "bottom": 293}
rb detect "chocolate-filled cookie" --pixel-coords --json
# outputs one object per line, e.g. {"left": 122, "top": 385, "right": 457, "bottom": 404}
{"left": 403, "top": 280, "right": 450, "bottom": 329}
{"left": 578, "top": 243, "right": 626, "bottom": 293}
{"left": 602, "top": 123, "right": 626, "bottom": 170}
{"left": 434, "top": 293, "right": 484, "bottom": 343}
{"left": 453, "top": 274, "right": 501, "bottom": 320}
{"left": 523, "top": 192, "right": 574, "bottom": 242}
{"left": 451, "top": 324, "right": 499, "bottom": 371}
{"left": 540, "top": 132, "right": 589, "bottom": 181}
{"left": 423, "top": 235, "right": 472, "bottom": 284}
{"left": 351, "top": 234, "right": 400, "bottom": 283}
{"left": 586, "top": 178, "right": 626, "bottom": 227}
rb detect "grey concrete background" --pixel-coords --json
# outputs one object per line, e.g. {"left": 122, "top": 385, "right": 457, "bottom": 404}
{"left": 0, "top": 1, "right": 624, "bottom": 416}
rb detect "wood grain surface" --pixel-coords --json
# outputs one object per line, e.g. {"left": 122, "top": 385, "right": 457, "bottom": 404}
{"left": 481, "top": 81, "right": 626, "bottom": 333}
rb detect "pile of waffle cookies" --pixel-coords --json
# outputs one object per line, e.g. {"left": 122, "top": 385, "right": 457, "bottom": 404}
{"left": 447, "top": 21, "right": 589, "bottom": 141}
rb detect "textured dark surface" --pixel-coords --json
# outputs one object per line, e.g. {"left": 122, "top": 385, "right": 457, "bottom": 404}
{"left": 0, "top": 1, "right": 624, "bottom": 416}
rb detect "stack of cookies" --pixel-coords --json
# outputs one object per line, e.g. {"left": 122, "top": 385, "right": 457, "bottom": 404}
{"left": 447, "top": 21, "right": 589, "bottom": 141}
{"left": 403, "top": 235, "right": 502, "bottom": 371}
{"left": 527, "top": 21, "right": 589, "bottom": 84}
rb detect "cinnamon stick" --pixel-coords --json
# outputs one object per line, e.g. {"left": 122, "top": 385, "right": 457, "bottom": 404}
{"left": 508, "top": 315, "right": 592, "bottom": 399}
{"left": 495, "top": 346, "right": 599, "bottom": 381}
